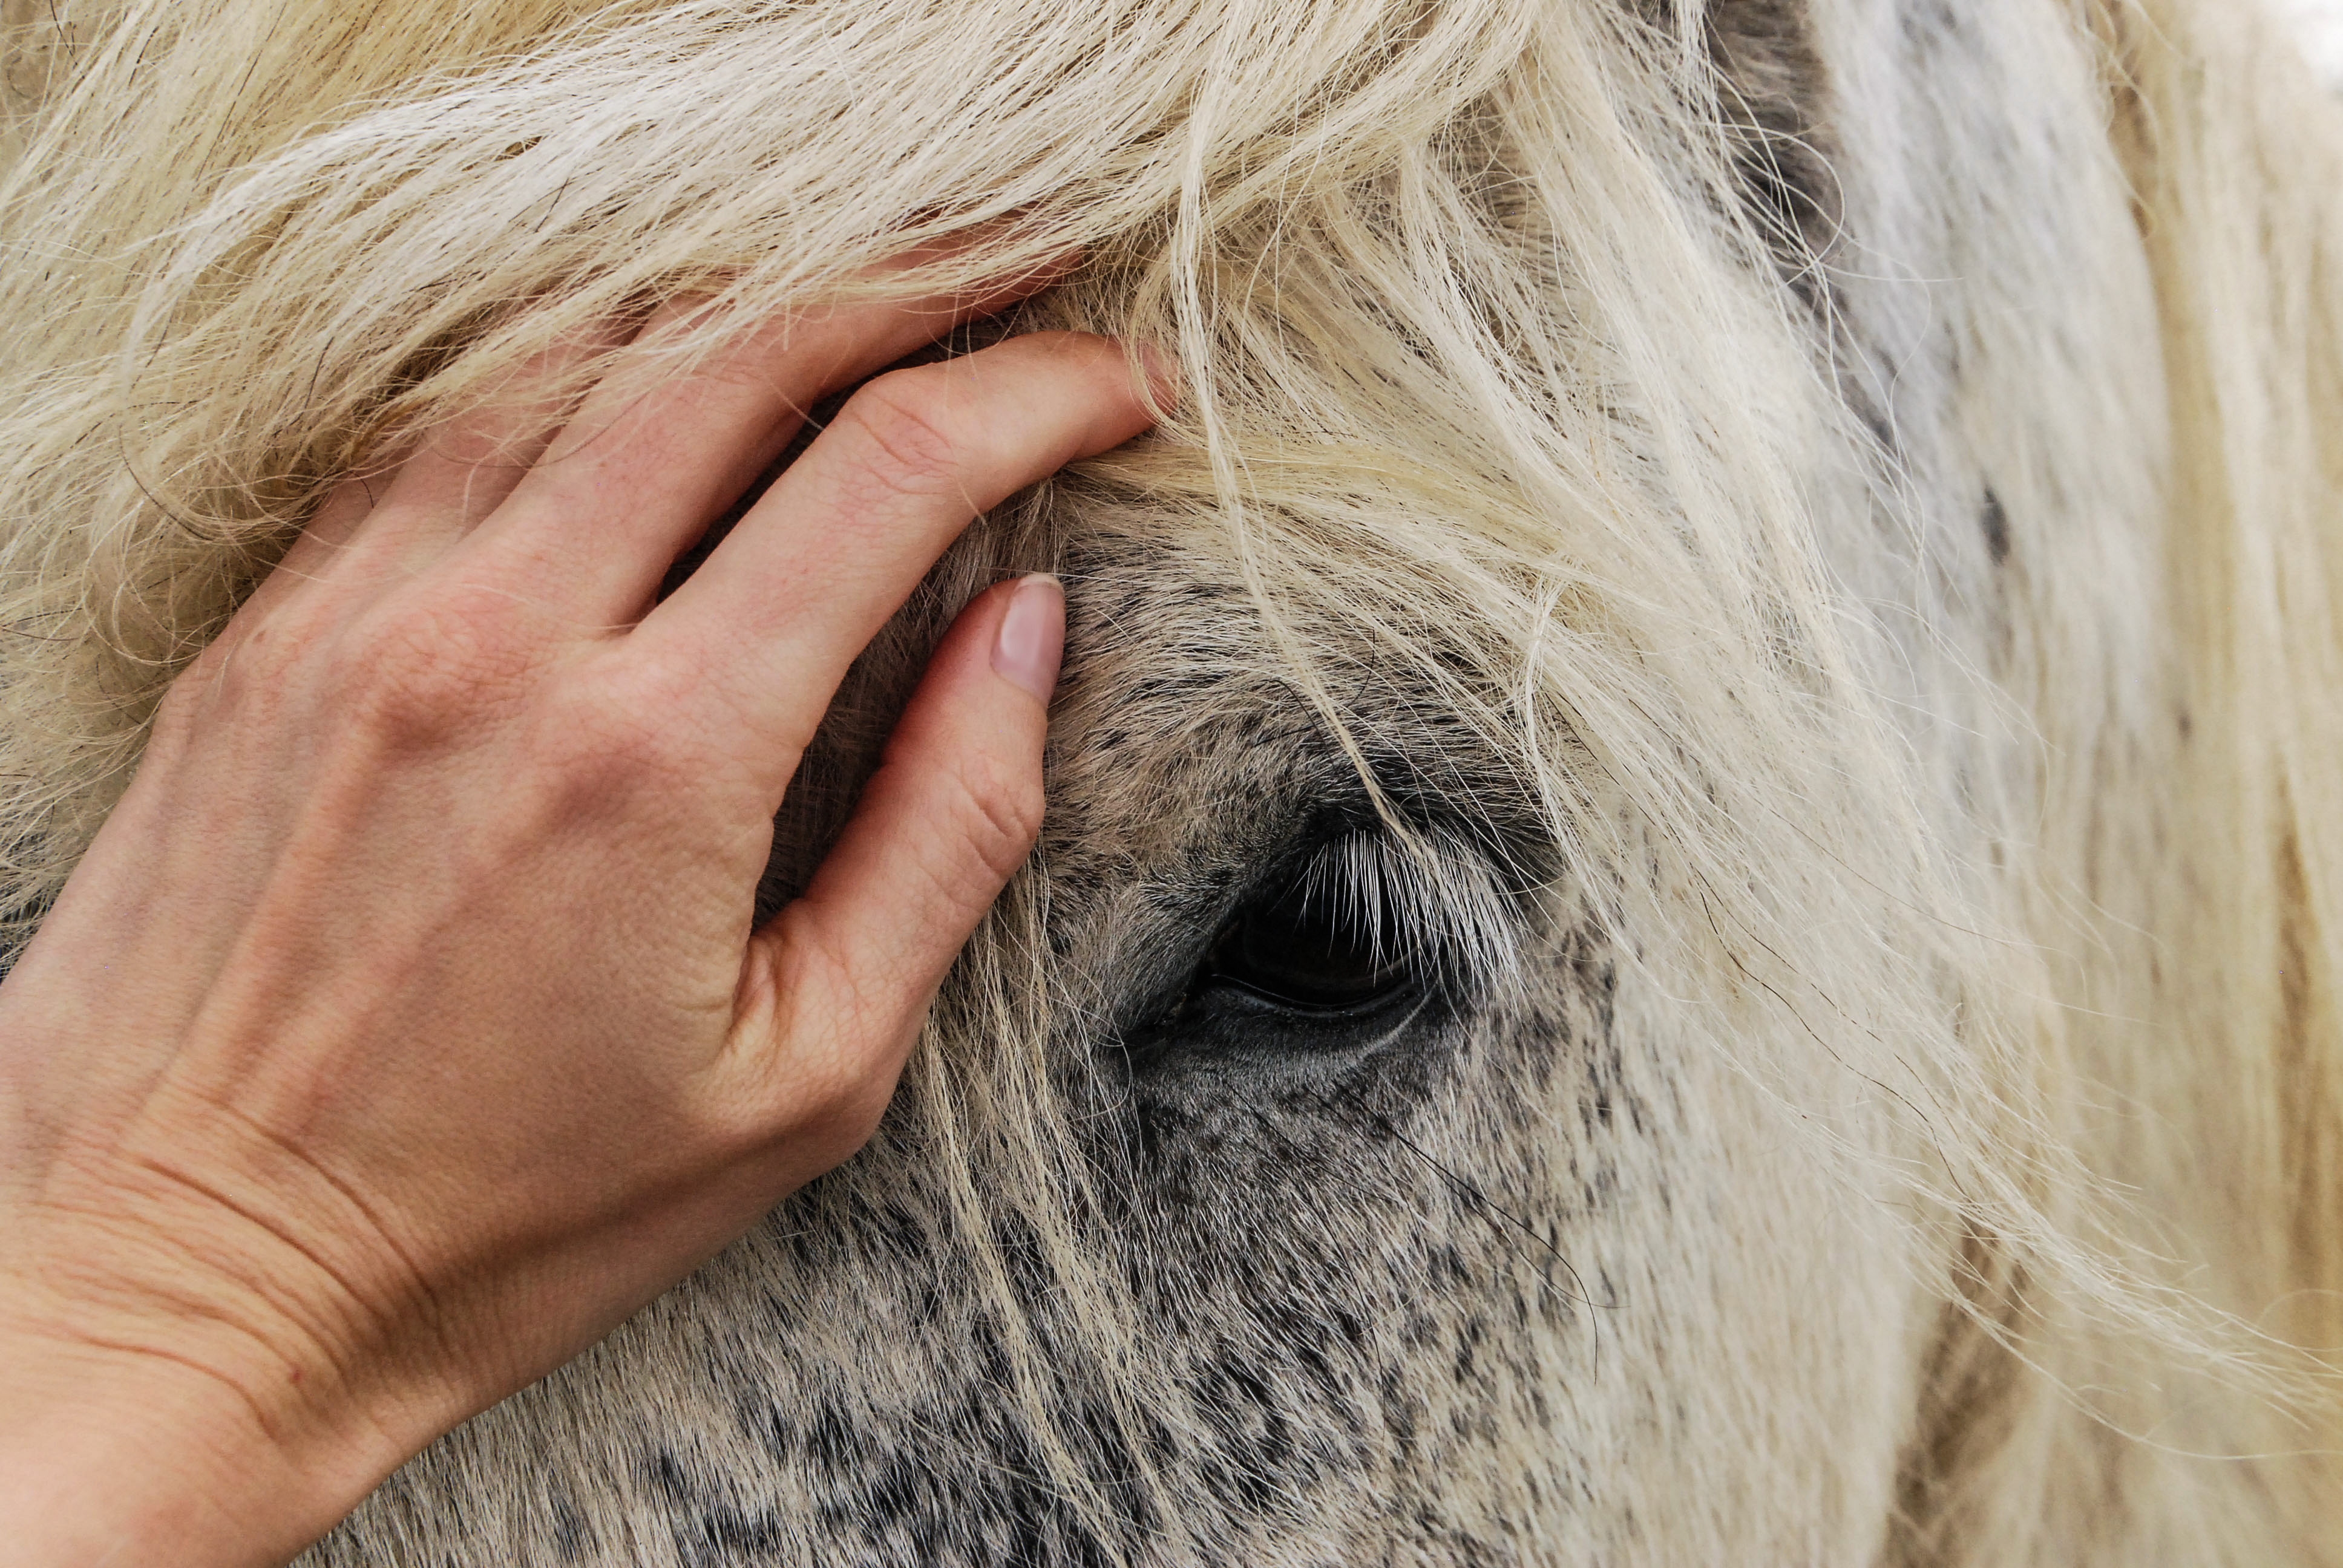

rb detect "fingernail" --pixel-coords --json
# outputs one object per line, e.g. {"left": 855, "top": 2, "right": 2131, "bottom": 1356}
{"left": 1134, "top": 342, "right": 1182, "bottom": 413}
{"left": 992, "top": 574, "right": 1065, "bottom": 704}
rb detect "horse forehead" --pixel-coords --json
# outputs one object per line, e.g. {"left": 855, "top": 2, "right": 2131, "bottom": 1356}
{"left": 1039, "top": 541, "right": 1522, "bottom": 873}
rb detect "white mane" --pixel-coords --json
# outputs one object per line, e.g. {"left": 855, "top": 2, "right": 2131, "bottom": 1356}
{"left": 2, "top": 0, "right": 2338, "bottom": 1558}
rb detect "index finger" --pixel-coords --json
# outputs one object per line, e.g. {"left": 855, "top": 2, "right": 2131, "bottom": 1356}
{"left": 629, "top": 331, "right": 1161, "bottom": 794}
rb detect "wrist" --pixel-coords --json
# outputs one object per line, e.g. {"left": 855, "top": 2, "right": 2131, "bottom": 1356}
{"left": 0, "top": 1070, "right": 480, "bottom": 1565}
{"left": 0, "top": 1306, "right": 413, "bottom": 1567}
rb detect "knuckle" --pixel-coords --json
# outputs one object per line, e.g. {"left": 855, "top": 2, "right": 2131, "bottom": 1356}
{"left": 834, "top": 370, "right": 966, "bottom": 498}
{"left": 526, "top": 665, "right": 697, "bottom": 792}
{"left": 758, "top": 937, "right": 905, "bottom": 1139}
{"left": 1011, "top": 328, "right": 1110, "bottom": 365}
{"left": 946, "top": 753, "right": 1046, "bottom": 886}
{"left": 155, "top": 606, "right": 315, "bottom": 739}
{"left": 795, "top": 1037, "right": 894, "bottom": 1145}
{"left": 337, "top": 585, "right": 543, "bottom": 739}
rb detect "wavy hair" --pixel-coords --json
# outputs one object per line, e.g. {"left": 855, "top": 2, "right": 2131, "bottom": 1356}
{"left": 2, "top": 0, "right": 2338, "bottom": 1558}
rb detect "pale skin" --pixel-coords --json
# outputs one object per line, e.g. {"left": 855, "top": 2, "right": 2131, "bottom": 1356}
{"left": 0, "top": 256, "right": 1163, "bottom": 1567}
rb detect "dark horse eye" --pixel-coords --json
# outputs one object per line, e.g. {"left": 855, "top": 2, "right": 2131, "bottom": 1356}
{"left": 1204, "top": 863, "right": 1417, "bottom": 1013}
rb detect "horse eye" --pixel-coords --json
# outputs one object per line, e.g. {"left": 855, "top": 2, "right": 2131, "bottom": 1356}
{"left": 1202, "top": 872, "right": 1417, "bottom": 1013}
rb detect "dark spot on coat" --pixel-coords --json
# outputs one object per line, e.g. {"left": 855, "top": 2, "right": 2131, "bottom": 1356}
{"left": 1707, "top": 0, "right": 1844, "bottom": 307}
{"left": 549, "top": 1495, "right": 593, "bottom": 1563}
{"left": 1981, "top": 488, "right": 2011, "bottom": 566}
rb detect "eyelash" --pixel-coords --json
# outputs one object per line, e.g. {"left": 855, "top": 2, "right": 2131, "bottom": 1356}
{"left": 1187, "top": 831, "right": 1476, "bottom": 1019}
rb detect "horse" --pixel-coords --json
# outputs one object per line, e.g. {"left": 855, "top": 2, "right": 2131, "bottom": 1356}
{"left": 2, "top": 0, "right": 2338, "bottom": 1560}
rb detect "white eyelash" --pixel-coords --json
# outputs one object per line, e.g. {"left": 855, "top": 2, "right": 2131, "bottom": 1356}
{"left": 1289, "top": 828, "right": 1521, "bottom": 1004}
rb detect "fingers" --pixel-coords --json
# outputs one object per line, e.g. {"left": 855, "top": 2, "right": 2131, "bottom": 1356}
{"left": 364, "top": 320, "right": 638, "bottom": 534}
{"left": 258, "top": 475, "right": 384, "bottom": 600}
{"left": 735, "top": 575, "right": 1063, "bottom": 1127}
{"left": 255, "top": 244, "right": 1075, "bottom": 632}
{"left": 455, "top": 253, "right": 1079, "bottom": 622}
{"left": 243, "top": 319, "right": 628, "bottom": 630}
{"left": 635, "top": 332, "right": 1157, "bottom": 791}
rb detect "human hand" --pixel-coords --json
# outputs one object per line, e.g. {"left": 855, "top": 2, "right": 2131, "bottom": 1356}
{"left": 0, "top": 262, "right": 1161, "bottom": 1567}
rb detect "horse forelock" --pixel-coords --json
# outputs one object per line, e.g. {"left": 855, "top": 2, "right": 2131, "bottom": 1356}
{"left": 1, "top": 0, "right": 2339, "bottom": 1561}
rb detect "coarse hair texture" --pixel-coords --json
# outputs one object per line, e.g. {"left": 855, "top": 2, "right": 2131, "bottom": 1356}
{"left": 0, "top": 0, "right": 2338, "bottom": 1559}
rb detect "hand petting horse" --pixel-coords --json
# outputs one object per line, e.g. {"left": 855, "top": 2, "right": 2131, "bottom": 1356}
{"left": 0, "top": 1, "right": 2336, "bottom": 1563}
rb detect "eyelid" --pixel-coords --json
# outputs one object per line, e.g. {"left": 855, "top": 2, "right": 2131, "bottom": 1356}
{"left": 1199, "top": 833, "right": 1424, "bottom": 1014}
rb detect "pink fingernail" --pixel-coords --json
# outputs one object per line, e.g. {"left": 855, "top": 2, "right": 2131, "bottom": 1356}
{"left": 992, "top": 574, "right": 1065, "bottom": 704}
{"left": 1134, "top": 342, "right": 1182, "bottom": 413}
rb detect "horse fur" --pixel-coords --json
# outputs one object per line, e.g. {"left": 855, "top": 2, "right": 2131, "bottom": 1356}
{"left": 1, "top": 0, "right": 2339, "bottom": 1561}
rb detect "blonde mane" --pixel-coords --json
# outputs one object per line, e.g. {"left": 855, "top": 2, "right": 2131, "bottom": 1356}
{"left": 2, "top": 0, "right": 2338, "bottom": 1559}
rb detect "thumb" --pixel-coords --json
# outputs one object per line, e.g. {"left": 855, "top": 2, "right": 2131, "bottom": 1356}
{"left": 741, "top": 573, "right": 1063, "bottom": 1132}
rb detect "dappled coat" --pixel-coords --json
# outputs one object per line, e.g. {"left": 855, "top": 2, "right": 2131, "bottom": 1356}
{"left": 2, "top": 0, "right": 2341, "bottom": 1562}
